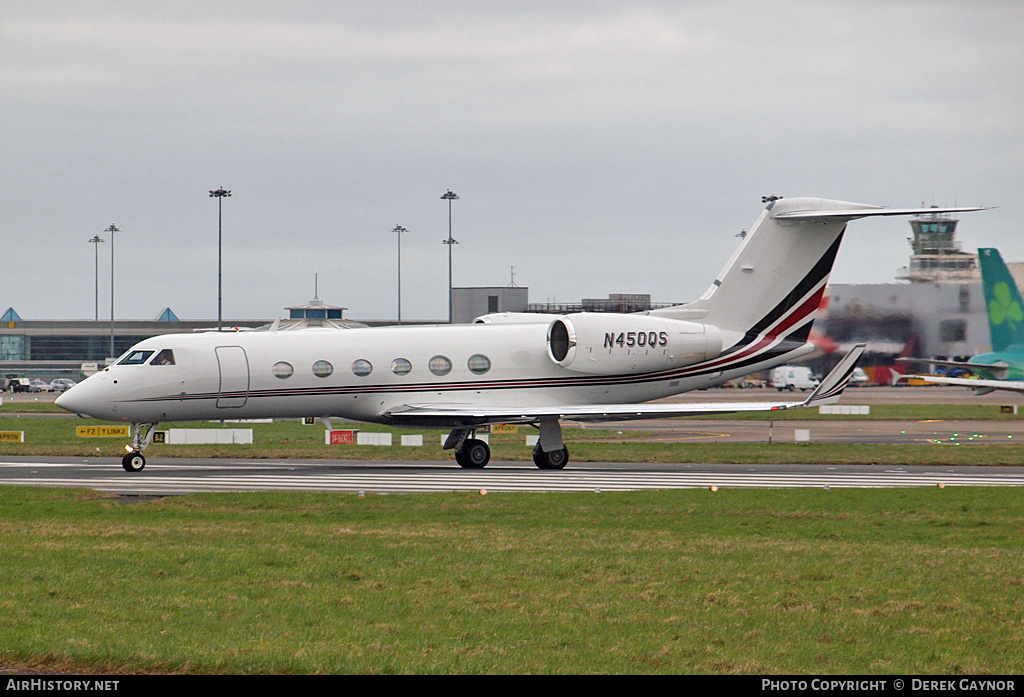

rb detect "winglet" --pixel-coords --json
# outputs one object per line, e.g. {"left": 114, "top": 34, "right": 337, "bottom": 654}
{"left": 799, "top": 343, "right": 866, "bottom": 408}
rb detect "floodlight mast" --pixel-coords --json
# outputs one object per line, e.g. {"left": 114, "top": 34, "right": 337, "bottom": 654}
{"left": 88, "top": 234, "right": 105, "bottom": 322}
{"left": 441, "top": 189, "right": 459, "bottom": 323}
{"left": 209, "top": 187, "right": 232, "bottom": 331}
{"left": 103, "top": 224, "right": 119, "bottom": 359}
{"left": 392, "top": 224, "right": 408, "bottom": 324}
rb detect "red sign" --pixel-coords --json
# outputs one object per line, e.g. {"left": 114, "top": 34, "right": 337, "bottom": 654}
{"left": 328, "top": 430, "right": 354, "bottom": 445}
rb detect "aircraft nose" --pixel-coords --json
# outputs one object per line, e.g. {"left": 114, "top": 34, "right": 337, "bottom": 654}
{"left": 54, "top": 385, "right": 80, "bottom": 413}
{"left": 55, "top": 381, "right": 101, "bottom": 418}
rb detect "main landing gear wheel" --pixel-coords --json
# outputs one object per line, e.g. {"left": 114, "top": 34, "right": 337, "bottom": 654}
{"left": 455, "top": 438, "right": 491, "bottom": 469}
{"left": 122, "top": 451, "right": 146, "bottom": 472}
{"left": 532, "top": 444, "right": 569, "bottom": 470}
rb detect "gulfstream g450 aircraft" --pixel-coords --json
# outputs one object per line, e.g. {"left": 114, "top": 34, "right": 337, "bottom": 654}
{"left": 56, "top": 197, "right": 983, "bottom": 472}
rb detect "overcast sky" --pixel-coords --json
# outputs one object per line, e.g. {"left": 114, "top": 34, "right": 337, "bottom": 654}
{"left": 3, "top": 1, "right": 1022, "bottom": 322}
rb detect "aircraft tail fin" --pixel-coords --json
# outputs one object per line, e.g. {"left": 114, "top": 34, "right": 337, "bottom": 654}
{"left": 978, "top": 248, "right": 1024, "bottom": 352}
{"left": 651, "top": 199, "right": 986, "bottom": 360}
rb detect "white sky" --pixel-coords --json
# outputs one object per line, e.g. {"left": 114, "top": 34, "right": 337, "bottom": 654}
{"left": 3, "top": 1, "right": 1022, "bottom": 321}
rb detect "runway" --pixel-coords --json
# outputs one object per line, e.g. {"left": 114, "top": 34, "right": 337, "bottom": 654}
{"left": 3, "top": 386, "right": 1022, "bottom": 495}
{"left": 4, "top": 457, "right": 1024, "bottom": 496}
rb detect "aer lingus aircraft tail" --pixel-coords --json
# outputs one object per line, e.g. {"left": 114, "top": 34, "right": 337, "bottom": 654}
{"left": 979, "top": 248, "right": 1024, "bottom": 353}
{"left": 898, "top": 247, "right": 1024, "bottom": 394}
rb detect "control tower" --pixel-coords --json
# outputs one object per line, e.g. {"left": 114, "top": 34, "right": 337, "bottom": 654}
{"left": 896, "top": 206, "right": 978, "bottom": 283}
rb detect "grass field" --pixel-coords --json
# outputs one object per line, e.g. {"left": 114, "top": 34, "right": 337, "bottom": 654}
{"left": 2, "top": 485, "right": 1023, "bottom": 674}
{"left": 3, "top": 400, "right": 1024, "bottom": 674}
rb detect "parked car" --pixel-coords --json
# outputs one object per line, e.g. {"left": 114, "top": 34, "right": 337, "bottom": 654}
{"left": 49, "top": 378, "right": 77, "bottom": 392}
{"left": 27, "top": 379, "right": 52, "bottom": 392}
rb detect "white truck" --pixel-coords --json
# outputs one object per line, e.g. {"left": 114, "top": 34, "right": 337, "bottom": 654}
{"left": 771, "top": 365, "right": 820, "bottom": 391}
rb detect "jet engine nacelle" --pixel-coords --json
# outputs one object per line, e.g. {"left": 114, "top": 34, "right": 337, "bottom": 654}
{"left": 547, "top": 313, "right": 723, "bottom": 375}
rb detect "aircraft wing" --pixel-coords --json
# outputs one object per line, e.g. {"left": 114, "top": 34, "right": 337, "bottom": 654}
{"left": 383, "top": 345, "right": 865, "bottom": 427}
{"left": 899, "top": 375, "right": 1024, "bottom": 396}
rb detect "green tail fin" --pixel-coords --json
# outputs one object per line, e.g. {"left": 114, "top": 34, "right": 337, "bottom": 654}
{"left": 978, "top": 248, "right": 1024, "bottom": 352}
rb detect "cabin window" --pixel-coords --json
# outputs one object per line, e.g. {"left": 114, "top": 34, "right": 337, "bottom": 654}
{"left": 312, "top": 360, "right": 334, "bottom": 378}
{"left": 273, "top": 362, "right": 294, "bottom": 379}
{"left": 467, "top": 354, "right": 491, "bottom": 374}
{"left": 391, "top": 358, "right": 412, "bottom": 375}
{"left": 118, "top": 350, "right": 154, "bottom": 366}
{"left": 352, "top": 359, "right": 373, "bottom": 377}
{"left": 150, "top": 349, "right": 175, "bottom": 366}
{"left": 429, "top": 355, "right": 452, "bottom": 376}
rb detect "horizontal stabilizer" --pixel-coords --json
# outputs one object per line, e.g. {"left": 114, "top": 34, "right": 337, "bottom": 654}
{"left": 773, "top": 206, "right": 988, "bottom": 222}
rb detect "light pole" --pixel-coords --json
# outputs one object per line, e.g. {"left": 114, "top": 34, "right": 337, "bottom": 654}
{"left": 88, "top": 234, "right": 105, "bottom": 322}
{"left": 392, "top": 224, "right": 408, "bottom": 324}
{"left": 209, "top": 187, "right": 231, "bottom": 331}
{"left": 441, "top": 189, "right": 459, "bottom": 323}
{"left": 104, "top": 224, "right": 120, "bottom": 359}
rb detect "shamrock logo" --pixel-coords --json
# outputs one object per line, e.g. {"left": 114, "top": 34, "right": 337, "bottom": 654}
{"left": 989, "top": 281, "right": 1023, "bottom": 331}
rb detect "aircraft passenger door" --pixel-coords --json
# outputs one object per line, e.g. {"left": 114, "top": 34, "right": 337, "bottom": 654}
{"left": 215, "top": 346, "right": 249, "bottom": 408}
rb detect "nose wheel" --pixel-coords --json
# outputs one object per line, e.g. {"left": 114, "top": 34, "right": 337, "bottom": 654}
{"left": 122, "top": 451, "right": 146, "bottom": 472}
{"left": 120, "top": 422, "right": 158, "bottom": 473}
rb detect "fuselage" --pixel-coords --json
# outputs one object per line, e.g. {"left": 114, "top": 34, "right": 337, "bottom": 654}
{"left": 55, "top": 321, "right": 812, "bottom": 427}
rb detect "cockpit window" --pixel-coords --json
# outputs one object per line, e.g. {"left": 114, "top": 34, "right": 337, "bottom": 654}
{"left": 118, "top": 350, "right": 155, "bottom": 366}
{"left": 150, "top": 349, "right": 175, "bottom": 366}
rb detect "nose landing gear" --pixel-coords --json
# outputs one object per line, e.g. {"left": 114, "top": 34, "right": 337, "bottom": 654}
{"left": 121, "top": 423, "right": 158, "bottom": 472}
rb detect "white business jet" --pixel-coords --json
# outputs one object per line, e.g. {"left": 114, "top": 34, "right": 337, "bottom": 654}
{"left": 56, "top": 196, "right": 984, "bottom": 472}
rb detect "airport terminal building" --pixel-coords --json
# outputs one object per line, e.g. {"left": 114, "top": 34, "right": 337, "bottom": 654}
{"left": 0, "top": 307, "right": 267, "bottom": 382}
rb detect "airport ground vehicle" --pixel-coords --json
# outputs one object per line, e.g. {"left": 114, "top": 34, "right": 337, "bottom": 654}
{"left": 49, "top": 378, "right": 77, "bottom": 392}
{"left": 771, "top": 365, "right": 820, "bottom": 391}
{"left": 6, "top": 378, "right": 31, "bottom": 393}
